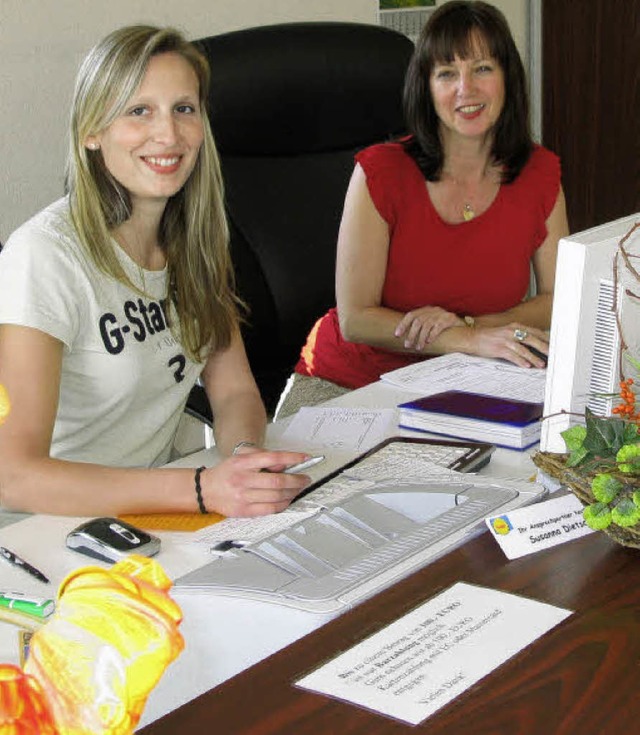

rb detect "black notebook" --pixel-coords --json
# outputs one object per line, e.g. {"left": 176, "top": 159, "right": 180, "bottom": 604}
{"left": 398, "top": 391, "right": 544, "bottom": 450}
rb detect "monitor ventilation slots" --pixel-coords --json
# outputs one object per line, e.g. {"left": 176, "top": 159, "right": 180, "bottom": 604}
{"left": 379, "top": 7, "right": 434, "bottom": 44}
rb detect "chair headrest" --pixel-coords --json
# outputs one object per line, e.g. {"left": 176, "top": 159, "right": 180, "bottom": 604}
{"left": 197, "top": 22, "right": 413, "bottom": 156}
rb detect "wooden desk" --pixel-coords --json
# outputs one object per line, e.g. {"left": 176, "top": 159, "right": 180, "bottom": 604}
{"left": 141, "top": 530, "right": 640, "bottom": 735}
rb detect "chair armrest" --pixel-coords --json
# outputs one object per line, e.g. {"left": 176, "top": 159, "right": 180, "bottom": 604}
{"left": 185, "top": 384, "right": 213, "bottom": 428}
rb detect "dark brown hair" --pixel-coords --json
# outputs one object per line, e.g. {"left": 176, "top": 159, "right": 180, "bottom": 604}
{"left": 402, "top": 0, "right": 532, "bottom": 183}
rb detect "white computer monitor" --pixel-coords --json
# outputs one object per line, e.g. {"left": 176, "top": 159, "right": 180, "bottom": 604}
{"left": 541, "top": 213, "right": 640, "bottom": 452}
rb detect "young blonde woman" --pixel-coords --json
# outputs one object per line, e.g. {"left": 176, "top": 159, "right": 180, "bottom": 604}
{"left": 0, "top": 26, "right": 309, "bottom": 516}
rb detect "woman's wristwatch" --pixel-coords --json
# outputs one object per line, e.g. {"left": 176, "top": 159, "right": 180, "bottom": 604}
{"left": 232, "top": 440, "right": 257, "bottom": 455}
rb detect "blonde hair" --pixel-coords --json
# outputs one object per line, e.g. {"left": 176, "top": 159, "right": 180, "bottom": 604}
{"left": 66, "top": 25, "right": 238, "bottom": 361}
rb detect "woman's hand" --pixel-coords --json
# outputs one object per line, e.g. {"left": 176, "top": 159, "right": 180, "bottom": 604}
{"left": 467, "top": 323, "right": 549, "bottom": 368}
{"left": 200, "top": 449, "right": 313, "bottom": 517}
{"left": 394, "top": 307, "right": 465, "bottom": 351}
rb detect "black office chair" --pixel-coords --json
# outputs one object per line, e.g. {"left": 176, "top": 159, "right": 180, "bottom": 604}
{"left": 192, "top": 22, "right": 413, "bottom": 417}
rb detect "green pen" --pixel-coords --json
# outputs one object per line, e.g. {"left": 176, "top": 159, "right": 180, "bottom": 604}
{"left": 0, "top": 591, "right": 55, "bottom": 619}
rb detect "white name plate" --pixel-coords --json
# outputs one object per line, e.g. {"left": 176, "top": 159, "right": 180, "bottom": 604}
{"left": 486, "top": 493, "right": 594, "bottom": 560}
{"left": 296, "top": 582, "right": 571, "bottom": 726}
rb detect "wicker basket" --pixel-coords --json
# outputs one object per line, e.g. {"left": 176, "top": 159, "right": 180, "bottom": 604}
{"left": 532, "top": 450, "right": 640, "bottom": 549}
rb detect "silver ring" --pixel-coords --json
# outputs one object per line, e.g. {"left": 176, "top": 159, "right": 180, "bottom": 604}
{"left": 513, "top": 328, "right": 528, "bottom": 342}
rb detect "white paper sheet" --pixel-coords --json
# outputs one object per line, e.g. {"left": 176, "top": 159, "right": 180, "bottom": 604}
{"left": 296, "top": 582, "right": 571, "bottom": 725}
{"left": 282, "top": 407, "right": 397, "bottom": 452}
{"left": 381, "top": 353, "right": 546, "bottom": 403}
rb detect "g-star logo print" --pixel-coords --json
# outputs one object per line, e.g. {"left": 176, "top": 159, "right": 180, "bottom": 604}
{"left": 99, "top": 297, "right": 169, "bottom": 353}
{"left": 98, "top": 297, "right": 186, "bottom": 383}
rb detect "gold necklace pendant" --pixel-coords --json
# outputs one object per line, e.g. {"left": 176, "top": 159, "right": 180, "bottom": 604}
{"left": 462, "top": 203, "right": 475, "bottom": 222}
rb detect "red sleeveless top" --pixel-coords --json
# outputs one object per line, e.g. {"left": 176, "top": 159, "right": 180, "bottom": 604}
{"left": 296, "top": 142, "right": 561, "bottom": 389}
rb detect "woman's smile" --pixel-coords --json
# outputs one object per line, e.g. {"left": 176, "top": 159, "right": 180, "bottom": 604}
{"left": 85, "top": 51, "right": 204, "bottom": 208}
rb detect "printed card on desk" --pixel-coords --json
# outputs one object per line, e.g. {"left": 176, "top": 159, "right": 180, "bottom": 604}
{"left": 296, "top": 582, "right": 571, "bottom": 726}
{"left": 486, "top": 493, "right": 594, "bottom": 560}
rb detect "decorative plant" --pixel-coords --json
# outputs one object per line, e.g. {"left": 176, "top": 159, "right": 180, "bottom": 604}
{"left": 561, "top": 377, "right": 640, "bottom": 531}
{"left": 556, "top": 220, "right": 640, "bottom": 536}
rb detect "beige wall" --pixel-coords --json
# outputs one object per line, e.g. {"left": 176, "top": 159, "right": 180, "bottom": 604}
{"left": 479, "top": 0, "right": 529, "bottom": 66}
{"left": 0, "top": 0, "right": 377, "bottom": 241}
{"left": 0, "top": 0, "right": 529, "bottom": 242}
{"left": 436, "top": 0, "right": 529, "bottom": 65}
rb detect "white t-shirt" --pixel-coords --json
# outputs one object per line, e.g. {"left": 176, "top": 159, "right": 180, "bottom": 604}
{"left": 0, "top": 198, "right": 204, "bottom": 467}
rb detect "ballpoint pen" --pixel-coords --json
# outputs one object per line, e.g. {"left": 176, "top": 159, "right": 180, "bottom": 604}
{"left": 283, "top": 455, "right": 326, "bottom": 474}
{"left": 260, "top": 455, "right": 326, "bottom": 475}
{"left": 0, "top": 546, "right": 50, "bottom": 584}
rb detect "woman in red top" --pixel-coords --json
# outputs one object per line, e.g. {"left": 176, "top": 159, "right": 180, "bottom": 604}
{"left": 278, "top": 1, "right": 568, "bottom": 417}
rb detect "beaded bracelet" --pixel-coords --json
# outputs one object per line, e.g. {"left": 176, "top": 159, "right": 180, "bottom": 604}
{"left": 194, "top": 466, "right": 208, "bottom": 514}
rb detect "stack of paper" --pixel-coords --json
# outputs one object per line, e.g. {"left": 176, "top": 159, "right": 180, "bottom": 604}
{"left": 398, "top": 391, "right": 544, "bottom": 450}
{"left": 382, "top": 353, "right": 546, "bottom": 403}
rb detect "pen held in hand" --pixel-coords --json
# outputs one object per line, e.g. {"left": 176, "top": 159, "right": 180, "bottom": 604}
{"left": 282, "top": 455, "right": 326, "bottom": 474}
{"left": 0, "top": 546, "right": 50, "bottom": 584}
{"left": 261, "top": 455, "right": 326, "bottom": 475}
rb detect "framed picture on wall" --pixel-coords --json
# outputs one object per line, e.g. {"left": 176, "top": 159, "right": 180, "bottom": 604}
{"left": 379, "top": 0, "right": 435, "bottom": 41}
{"left": 380, "top": 1, "right": 435, "bottom": 8}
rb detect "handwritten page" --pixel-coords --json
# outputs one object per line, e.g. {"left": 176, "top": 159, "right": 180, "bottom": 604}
{"left": 282, "top": 407, "right": 397, "bottom": 452}
{"left": 296, "top": 582, "right": 571, "bottom": 725}
{"left": 381, "top": 353, "right": 546, "bottom": 403}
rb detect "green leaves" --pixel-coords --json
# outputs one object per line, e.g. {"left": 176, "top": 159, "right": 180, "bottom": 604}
{"left": 562, "top": 425, "right": 589, "bottom": 466}
{"left": 611, "top": 498, "right": 640, "bottom": 527}
{"left": 583, "top": 503, "right": 612, "bottom": 530}
{"left": 562, "top": 425, "right": 587, "bottom": 450}
{"left": 562, "top": 409, "right": 640, "bottom": 532}
{"left": 616, "top": 444, "right": 640, "bottom": 473}
{"left": 582, "top": 409, "right": 636, "bottom": 455}
{"left": 582, "top": 498, "right": 640, "bottom": 529}
{"left": 561, "top": 410, "right": 639, "bottom": 468}
{"left": 566, "top": 446, "right": 589, "bottom": 467}
{"left": 591, "top": 474, "right": 623, "bottom": 503}
{"left": 624, "top": 353, "right": 640, "bottom": 375}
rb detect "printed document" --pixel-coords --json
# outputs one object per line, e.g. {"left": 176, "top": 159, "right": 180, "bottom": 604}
{"left": 381, "top": 353, "right": 546, "bottom": 403}
{"left": 296, "top": 582, "right": 571, "bottom": 725}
